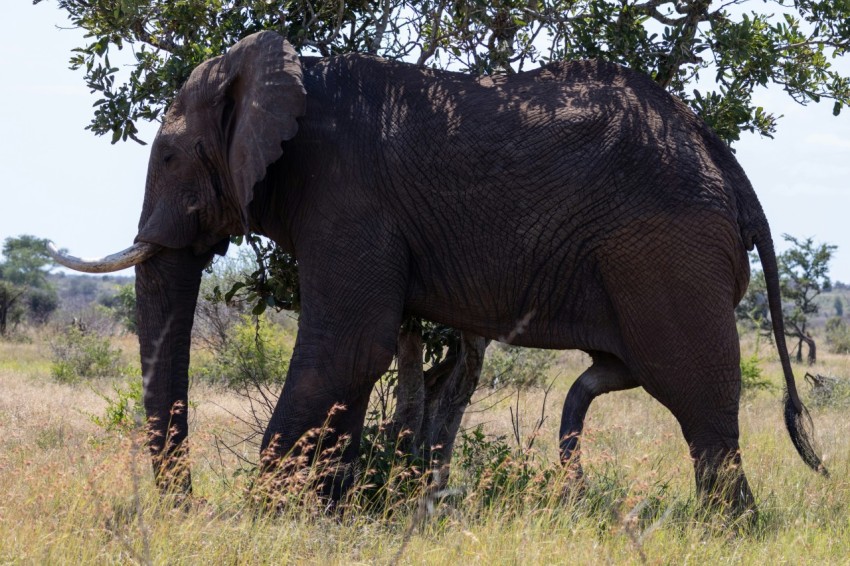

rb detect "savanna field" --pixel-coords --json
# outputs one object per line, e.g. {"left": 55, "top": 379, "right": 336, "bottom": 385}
{"left": 2, "top": 319, "right": 850, "bottom": 565}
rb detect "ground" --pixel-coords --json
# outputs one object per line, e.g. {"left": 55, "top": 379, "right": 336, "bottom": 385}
{"left": 1, "top": 331, "right": 849, "bottom": 563}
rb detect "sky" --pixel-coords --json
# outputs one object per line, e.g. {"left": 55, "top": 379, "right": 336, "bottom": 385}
{"left": 2, "top": 2, "right": 850, "bottom": 282}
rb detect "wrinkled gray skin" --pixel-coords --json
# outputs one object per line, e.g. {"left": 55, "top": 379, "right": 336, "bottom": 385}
{"left": 129, "top": 31, "right": 823, "bottom": 512}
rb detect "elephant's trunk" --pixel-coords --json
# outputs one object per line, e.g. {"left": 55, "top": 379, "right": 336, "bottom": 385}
{"left": 135, "top": 247, "right": 208, "bottom": 494}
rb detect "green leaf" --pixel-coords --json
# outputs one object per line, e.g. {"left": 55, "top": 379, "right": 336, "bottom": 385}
{"left": 252, "top": 301, "right": 267, "bottom": 316}
{"left": 224, "top": 281, "right": 246, "bottom": 303}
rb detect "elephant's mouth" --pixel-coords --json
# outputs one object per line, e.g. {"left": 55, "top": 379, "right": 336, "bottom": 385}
{"left": 46, "top": 240, "right": 163, "bottom": 273}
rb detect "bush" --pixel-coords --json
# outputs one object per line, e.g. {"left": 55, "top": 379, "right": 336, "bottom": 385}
{"left": 740, "top": 353, "right": 772, "bottom": 393}
{"left": 805, "top": 372, "right": 850, "bottom": 408}
{"left": 480, "top": 344, "right": 555, "bottom": 389}
{"left": 49, "top": 325, "right": 125, "bottom": 382}
{"left": 825, "top": 317, "right": 850, "bottom": 354}
{"left": 89, "top": 378, "right": 145, "bottom": 434}
{"left": 98, "top": 284, "right": 137, "bottom": 333}
{"left": 192, "top": 314, "right": 292, "bottom": 387}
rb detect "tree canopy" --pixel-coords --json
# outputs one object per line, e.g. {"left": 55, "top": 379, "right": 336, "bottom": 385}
{"left": 41, "top": 0, "right": 850, "bottom": 145}
{"left": 0, "top": 235, "right": 57, "bottom": 334}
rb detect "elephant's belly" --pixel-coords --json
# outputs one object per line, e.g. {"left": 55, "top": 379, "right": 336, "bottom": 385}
{"left": 404, "top": 260, "right": 625, "bottom": 355}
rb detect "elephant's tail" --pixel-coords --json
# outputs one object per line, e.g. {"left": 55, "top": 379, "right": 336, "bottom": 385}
{"left": 754, "top": 229, "right": 828, "bottom": 477}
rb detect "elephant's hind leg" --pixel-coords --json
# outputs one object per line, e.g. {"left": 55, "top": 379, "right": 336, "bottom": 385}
{"left": 559, "top": 352, "right": 638, "bottom": 475}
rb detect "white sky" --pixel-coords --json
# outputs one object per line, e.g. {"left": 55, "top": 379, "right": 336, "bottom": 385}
{"left": 2, "top": 2, "right": 850, "bottom": 281}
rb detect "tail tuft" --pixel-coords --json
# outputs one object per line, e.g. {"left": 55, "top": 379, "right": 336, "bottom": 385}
{"left": 784, "top": 392, "right": 829, "bottom": 477}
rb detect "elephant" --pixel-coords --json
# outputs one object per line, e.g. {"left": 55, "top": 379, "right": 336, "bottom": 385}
{"left": 48, "top": 30, "right": 826, "bottom": 513}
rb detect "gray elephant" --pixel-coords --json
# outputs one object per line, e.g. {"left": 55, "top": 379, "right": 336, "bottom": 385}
{"left": 49, "top": 30, "right": 825, "bottom": 513}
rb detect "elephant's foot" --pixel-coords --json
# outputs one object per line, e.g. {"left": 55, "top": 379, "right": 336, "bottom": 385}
{"left": 693, "top": 448, "right": 758, "bottom": 526}
{"left": 148, "top": 429, "right": 192, "bottom": 501}
{"left": 257, "top": 397, "right": 370, "bottom": 512}
{"left": 150, "top": 452, "right": 192, "bottom": 509}
{"left": 559, "top": 451, "right": 588, "bottom": 503}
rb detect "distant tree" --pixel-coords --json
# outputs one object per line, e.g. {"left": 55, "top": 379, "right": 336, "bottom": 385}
{"left": 779, "top": 234, "right": 836, "bottom": 364}
{"left": 834, "top": 296, "right": 844, "bottom": 318}
{"left": 738, "top": 235, "right": 836, "bottom": 364}
{"left": 825, "top": 317, "right": 850, "bottom": 354}
{"left": 99, "top": 283, "right": 138, "bottom": 333}
{"left": 68, "top": 277, "right": 99, "bottom": 304}
{"left": 27, "top": 288, "right": 59, "bottom": 326}
{"left": 0, "top": 283, "right": 25, "bottom": 336}
{"left": 0, "top": 235, "right": 57, "bottom": 334}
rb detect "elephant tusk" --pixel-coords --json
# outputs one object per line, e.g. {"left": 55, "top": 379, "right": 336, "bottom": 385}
{"left": 46, "top": 241, "right": 162, "bottom": 273}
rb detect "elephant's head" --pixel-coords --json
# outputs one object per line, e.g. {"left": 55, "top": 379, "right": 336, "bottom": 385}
{"left": 48, "top": 31, "right": 306, "bottom": 491}
{"left": 136, "top": 31, "right": 305, "bottom": 253}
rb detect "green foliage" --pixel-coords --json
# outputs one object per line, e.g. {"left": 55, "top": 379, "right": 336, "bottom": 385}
{"left": 192, "top": 314, "right": 291, "bottom": 387}
{"left": 454, "top": 425, "right": 559, "bottom": 508}
{"left": 0, "top": 235, "right": 54, "bottom": 287}
{"left": 98, "top": 283, "right": 137, "bottom": 333}
{"left": 354, "top": 405, "right": 429, "bottom": 512}
{"left": 779, "top": 234, "right": 836, "bottom": 325}
{"left": 0, "top": 281, "right": 27, "bottom": 336}
{"left": 826, "top": 317, "right": 850, "bottom": 354}
{"left": 778, "top": 234, "right": 836, "bottom": 363}
{"left": 211, "top": 235, "right": 300, "bottom": 316}
{"left": 739, "top": 353, "right": 772, "bottom": 393}
{"left": 41, "top": 0, "right": 850, "bottom": 146}
{"left": 834, "top": 297, "right": 844, "bottom": 317}
{"left": 26, "top": 287, "right": 59, "bottom": 325}
{"left": 480, "top": 344, "right": 555, "bottom": 389}
{"left": 89, "top": 378, "right": 145, "bottom": 434}
{"left": 0, "top": 235, "right": 57, "bottom": 334}
{"left": 49, "top": 326, "right": 125, "bottom": 382}
{"left": 739, "top": 234, "right": 836, "bottom": 364}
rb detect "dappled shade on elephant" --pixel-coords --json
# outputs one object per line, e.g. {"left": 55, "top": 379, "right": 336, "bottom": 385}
{"left": 47, "top": 30, "right": 826, "bottom": 516}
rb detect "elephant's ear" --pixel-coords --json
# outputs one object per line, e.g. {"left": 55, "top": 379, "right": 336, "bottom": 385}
{"left": 220, "top": 31, "right": 306, "bottom": 231}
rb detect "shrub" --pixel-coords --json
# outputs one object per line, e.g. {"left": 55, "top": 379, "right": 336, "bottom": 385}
{"left": 740, "top": 353, "right": 772, "bottom": 393}
{"left": 192, "top": 314, "right": 292, "bottom": 387}
{"left": 352, "top": 402, "right": 429, "bottom": 513}
{"left": 805, "top": 371, "right": 850, "bottom": 408}
{"left": 89, "top": 378, "right": 145, "bottom": 433}
{"left": 480, "top": 344, "right": 555, "bottom": 389}
{"left": 49, "top": 325, "right": 125, "bottom": 382}
{"left": 98, "top": 284, "right": 137, "bottom": 333}
{"left": 825, "top": 317, "right": 850, "bottom": 354}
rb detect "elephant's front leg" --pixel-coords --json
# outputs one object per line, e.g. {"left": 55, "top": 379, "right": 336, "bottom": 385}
{"left": 259, "top": 243, "right": 406, "bottom": 500}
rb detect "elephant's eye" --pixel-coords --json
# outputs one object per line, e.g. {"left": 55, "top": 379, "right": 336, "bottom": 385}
{"left": 163, "top": 154, "right": 175, "bottom": 165}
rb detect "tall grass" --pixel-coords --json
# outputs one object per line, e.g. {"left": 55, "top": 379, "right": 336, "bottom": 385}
{"left": 1, "top": 334, "right": 849, "bottom": 563}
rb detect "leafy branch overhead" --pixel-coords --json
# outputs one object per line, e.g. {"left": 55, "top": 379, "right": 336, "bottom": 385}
{"left": 40, "top": 0, "right": 850, "bottom": 145}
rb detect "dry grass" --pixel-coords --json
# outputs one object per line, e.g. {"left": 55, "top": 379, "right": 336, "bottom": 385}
{"left": 1, "top": 335, "right": 849, "bottom": 564}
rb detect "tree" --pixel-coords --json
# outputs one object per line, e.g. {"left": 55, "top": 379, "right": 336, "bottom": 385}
{"left": 738, "top": 234, "right": 836, "bottom": 365}
{"left": 779, "top": 234, "right": 836, "bottom": 364}
{"left": 834, "top": 296, "right": 844, "bottom": 317}
{"left": 0, "top": 235, "right": 57, "bottom": 334}
{"left": 99, "top": 283, "right": 138, "bottom": 333}
{"left": 40, "top": 0, "right": 850, "bottom": 145}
